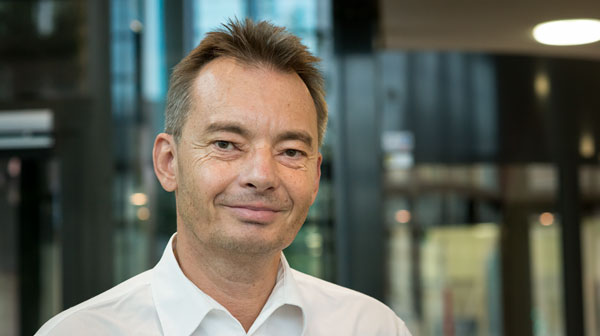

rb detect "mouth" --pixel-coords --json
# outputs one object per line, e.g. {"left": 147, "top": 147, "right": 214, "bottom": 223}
{"left": 222, "top": 204, "right": 283, "bottom": 224}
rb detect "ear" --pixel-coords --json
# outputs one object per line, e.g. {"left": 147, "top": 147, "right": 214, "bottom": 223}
{"left": 153, "top": 133, "right": 178, "bottom": 192}
{"left": 310, "top": 153, "right": 322, "bottom": 204}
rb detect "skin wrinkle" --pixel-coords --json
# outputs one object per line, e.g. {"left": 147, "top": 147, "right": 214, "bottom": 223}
{"left": 188, "top": 138, "right": 315, "bottom": 169}
{"left": 189, "top": 121, "right": 317, "bottom": 170}
{"left": 184, "top": 142, "right": 305, "bottom": 217}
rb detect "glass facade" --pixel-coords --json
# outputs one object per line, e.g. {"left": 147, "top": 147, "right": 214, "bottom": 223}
{"left": 376, "top": 52, "right": 600, "bottom": 335}
{"left": 2, "top": 1, "right": 600, "bottom": 335}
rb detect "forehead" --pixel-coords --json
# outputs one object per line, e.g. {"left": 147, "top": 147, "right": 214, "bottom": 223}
{"left": 187, "top": 57, "right": 318, "bottom": 138}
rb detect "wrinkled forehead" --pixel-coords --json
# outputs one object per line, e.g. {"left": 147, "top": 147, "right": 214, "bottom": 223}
{"left": 185, "top": 57, "right": 318, "bottom": 142}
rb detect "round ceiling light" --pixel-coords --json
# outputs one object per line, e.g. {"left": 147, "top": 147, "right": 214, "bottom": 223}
{"left": 533, "top": 19, "right": 600, "bottom": 46}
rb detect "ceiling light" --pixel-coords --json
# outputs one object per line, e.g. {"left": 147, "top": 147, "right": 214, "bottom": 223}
{"left": 533, "top": 19, "right": 600, "bottom": 46}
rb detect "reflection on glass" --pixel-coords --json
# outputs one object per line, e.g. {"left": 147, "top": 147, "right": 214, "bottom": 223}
{"left": 388, "top": 221, "right": 501, "bottom": 335}
{"left": 385, "top": 163, "right": 503, "bottom": 335}
{"left": 425, "top": 224, "right": 500, "bottom": 336}
{"left": 193, "top": 0, "right": 318, "bottom": 53}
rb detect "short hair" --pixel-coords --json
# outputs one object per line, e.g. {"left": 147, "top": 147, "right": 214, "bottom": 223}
{"left": 165, "top": 18, "right": 328, "bottom": 147}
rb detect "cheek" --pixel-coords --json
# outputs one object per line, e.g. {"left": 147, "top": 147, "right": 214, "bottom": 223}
{"left": 179, "top": 153, "right": 233, "bottom": 192}
{"left": 195, "top": 160, "right": 239, "bottom": 195}
{"left": 282, "top": 170, "right": 317, "bottom": 205}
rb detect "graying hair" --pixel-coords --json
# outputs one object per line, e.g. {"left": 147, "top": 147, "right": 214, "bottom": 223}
{"left": 164, "top": 18, "right": 327, "bottom": 146}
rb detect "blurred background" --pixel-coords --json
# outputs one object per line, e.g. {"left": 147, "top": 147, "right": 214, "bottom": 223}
{"left": 1, "top": 0, "right": 600, "bottom": 335}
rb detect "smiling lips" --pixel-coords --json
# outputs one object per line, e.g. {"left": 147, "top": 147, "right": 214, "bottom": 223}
{"left": 223, "top": 204, "right": 284, "bottom": 223}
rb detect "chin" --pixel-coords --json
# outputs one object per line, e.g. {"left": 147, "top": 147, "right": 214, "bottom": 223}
{"left": 208, "top": 230, "right": 290, "bottom": 256}
{"left": 219, "top": 238, "right": 284, "bottom": 255}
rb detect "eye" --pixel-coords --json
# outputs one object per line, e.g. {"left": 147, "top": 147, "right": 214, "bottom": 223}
{"left": 215, "top": 140, "right": 234, "bottom": 150}
{"left": 284, "top": 149, "right": 304, "bottom": 158}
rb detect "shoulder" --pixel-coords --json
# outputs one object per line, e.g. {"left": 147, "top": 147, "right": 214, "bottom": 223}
{"left": 291, "top": 270, "right": 411, "bottom": 335}
{"left": 291, "top": 268, "right": 387, "bottom": 310}
{"left": 36, "top": 270, "right": 159, "bottom": 335}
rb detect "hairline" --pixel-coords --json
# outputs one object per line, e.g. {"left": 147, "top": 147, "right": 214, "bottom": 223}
{"left": 165, "top": 19, "right": 327, "bottom": 148}
{"left": 175, "top": 56, "right": 321, "bottom": 147}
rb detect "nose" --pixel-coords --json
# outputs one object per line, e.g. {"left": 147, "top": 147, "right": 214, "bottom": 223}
{"left": 239, "top": 147, "right": 280, "bottom": 192}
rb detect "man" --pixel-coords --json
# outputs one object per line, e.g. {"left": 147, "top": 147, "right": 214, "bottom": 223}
{"left": 37, "top": 19, "right": 411, "bottom": 335}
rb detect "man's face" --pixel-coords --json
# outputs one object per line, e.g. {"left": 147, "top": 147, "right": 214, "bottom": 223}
{"left": 173, "top": 57, "right": 321, "bottom": 255}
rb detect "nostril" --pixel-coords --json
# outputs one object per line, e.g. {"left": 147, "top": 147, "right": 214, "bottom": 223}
{"left": 244, "top": 181, "right": 276, "bottom": 192}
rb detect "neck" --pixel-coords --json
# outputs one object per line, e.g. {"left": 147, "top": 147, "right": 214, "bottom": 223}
{"left": 173, "top": 232, "right": 281, "bottom": 332}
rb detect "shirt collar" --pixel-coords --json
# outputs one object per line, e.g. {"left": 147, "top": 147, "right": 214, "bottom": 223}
{"left": 248, "top": 251, "right": 306, "bottom": 335}
{"left": 151, "top": 234, "right": 221, "bottom": 335}
{"left": 151, "top": 233, "right": 306, "bottom": 336}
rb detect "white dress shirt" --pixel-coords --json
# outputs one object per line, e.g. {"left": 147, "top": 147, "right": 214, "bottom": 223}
{"left": 37, "top": 234, "right": 411, "bottom": 335}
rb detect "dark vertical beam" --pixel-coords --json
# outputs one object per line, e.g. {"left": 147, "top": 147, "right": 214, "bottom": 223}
{"left": 246, "top": 0, "right": 257, "bottom": 20}
{"left": 164, "top": 0, "right": 184, "bottom": 74}
{"left": 182, "top": 0, "right": 195, "bottom": 53}
{"left": 332, "top": 0, "right": 377, "bottom": 55}
{"left": 332, "top": 58, "right": 350, "bottom": 287}
{"left": 495, "top": 56, "right": 535, "bottom": 336}
{"left": 19, "top": 159, "right": 41, "bottom": 335}
{"left": 133, "top": 27, "right": 143, "bottom": 125}
{"left": 557, "top": 135, "right": 584, "bottom": 336}
{"left": 62, "top": 0, "right": 113, "bottom": 308}
{"left": 332, "top": 0, "right": 383, "bottom": 299}
{"left": 549, "top": 61, "right": 584, "bottom": 336}
{"left": 84, "top": 0, "right": 114, "bottom": 301}
{"left": 343, "top": 55, "right": 384, "bottom": 299}
{"left": 500, "top": 203, "right": 534, "bottom": 336}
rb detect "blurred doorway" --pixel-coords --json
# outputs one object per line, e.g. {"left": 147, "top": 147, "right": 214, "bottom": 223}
{"left": 0, "top": 109, "right": 60, "bottom": 335}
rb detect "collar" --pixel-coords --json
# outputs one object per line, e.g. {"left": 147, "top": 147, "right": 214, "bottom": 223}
{"left": 151, "top": 233, "right": 306, "bottom": 335}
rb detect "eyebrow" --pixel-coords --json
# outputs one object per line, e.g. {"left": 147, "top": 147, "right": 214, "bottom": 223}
{"left": 275, "top": 130, "right": 314, "bottom": 148}
{"left": 204, "top": 121, "right": 314, "bottom": 148}
{"left": 204, "top": 122, "right": 251, "bottom": 138}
